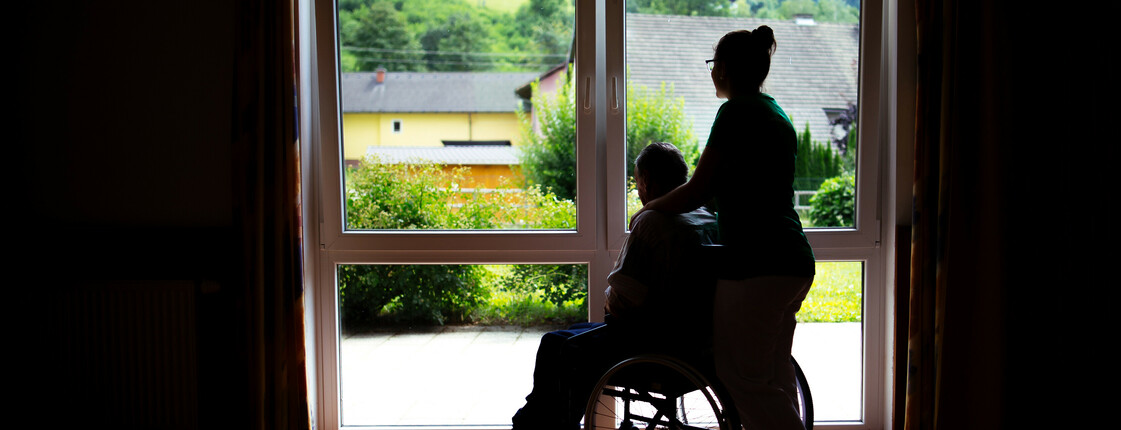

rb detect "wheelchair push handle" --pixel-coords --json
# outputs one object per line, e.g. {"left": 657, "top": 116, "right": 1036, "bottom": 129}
{"left": 697, "top": 244, "right": 750, "bottom": 280}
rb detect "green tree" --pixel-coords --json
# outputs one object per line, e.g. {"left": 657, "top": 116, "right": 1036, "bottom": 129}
{"left": 778, "top": 0, "right": 818, "bottom": 17}
{"left": 515, "top": 0, "right": 575, "bottom": 58}
{"left": 729, "top": 0, "right": 860, "bottom": 23}
{"left": 518, "top": 66, "right": 700, "bottom": 199}
{"left": 340, "top": 1, "right": 421, "bottom": 72}
{"left": 420, "top": 11, "right": 493, "bottom": 71}
{"left": 815, "top": 0, "right": 861, "bottom": 23}
{"left": 626, "top": 0, "right": 730, "bottom": 16}
{"left": 793, "top": 121, "right": 844, "bottom": 191}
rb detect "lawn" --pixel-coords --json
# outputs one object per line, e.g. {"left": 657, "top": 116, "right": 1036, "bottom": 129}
{"left": 798, "top": 261, "right": 863, "bottom": 323}
{"left": 469, "top": 261, "right": 863, "bottom": 327}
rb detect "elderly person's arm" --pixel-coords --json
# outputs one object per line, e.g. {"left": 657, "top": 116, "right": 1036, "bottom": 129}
{"left": 605, "top": 211, "right": 677, "bottom": 318}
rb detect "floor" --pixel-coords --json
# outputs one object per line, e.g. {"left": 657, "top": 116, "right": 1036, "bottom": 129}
{"left": 339, "top": 322, "right": 861, "bottom": 426}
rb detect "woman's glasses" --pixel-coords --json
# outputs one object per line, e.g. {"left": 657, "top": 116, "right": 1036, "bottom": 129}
{"left": 706, "top": 59, "right": 716, "bottom": 71}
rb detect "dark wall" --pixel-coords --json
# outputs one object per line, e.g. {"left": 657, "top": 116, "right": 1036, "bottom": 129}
{"left": 7, "top": 1, "right": 1117, "bottom": 428}
{"left": 11, "top": 2, "right": 247, "bottom": 428}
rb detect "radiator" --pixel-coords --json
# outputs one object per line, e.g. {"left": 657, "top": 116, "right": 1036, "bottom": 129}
{"left": 57, "top": 281, "right": 199, "bottom": 429}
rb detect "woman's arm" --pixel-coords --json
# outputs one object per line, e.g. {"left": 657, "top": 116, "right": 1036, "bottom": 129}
{"left": 630, "top": 143, "right": 721, "bottom": 228}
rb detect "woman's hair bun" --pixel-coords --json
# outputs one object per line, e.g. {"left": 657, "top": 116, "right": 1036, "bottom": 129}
{"left": 752, "top": 25, "right": 776, "bottom": 53}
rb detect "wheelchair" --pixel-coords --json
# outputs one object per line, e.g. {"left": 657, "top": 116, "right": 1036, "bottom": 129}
{"left": 582, "top": 351, "right": 813, "bottom": 430}
{"left": 581, "top": 244, "right": 813, "bottom": 429}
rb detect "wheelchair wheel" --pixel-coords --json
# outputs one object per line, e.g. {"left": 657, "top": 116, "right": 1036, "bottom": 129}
{"left": 792, "top": 357, "right": 814, "bottom": 430}
{"left": 584, "top": 355, "right": 736, "bottom": 430}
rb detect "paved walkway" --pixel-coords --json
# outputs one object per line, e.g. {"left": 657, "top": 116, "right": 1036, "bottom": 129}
{"left": 339, "top": 322, "right": 861, "bottom": 426}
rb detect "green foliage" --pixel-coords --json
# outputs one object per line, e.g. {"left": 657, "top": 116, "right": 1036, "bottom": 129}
{"left": 793, "top": 121, "right": 844, "bottom": 191}
{"left": 338, "top": 0, "right": 572, "bottom": 72}
{"left": 340, "top": 1, "right": 422, "bottom": 72}
{"left": 626, "top": 0, "right": 730, "bottom": 16}
{"left": 337, "top": 0, "right": 859, "bottom": 73}
{"left": 842, "top": 124, "right": 858, "bottom": 173}
{"left": 339, "top": 264, "right": 487, "bottom": 327}
{"left": 346, "top": 155, "right": 575, "bottom": 230}
{"left": 501, "top": 264, "right": 588, "bottom": 306}
{"left": 419, "top": 11, "right": 492, "bottom": 71}
{"left": 519, "top": 66, "right": 700, "bottom": 199}
{"left": 517, "top": 68, "right": 578, "bottom": 200}
{"left": 731, "top": 0, "right": 860, "bottom": 22}
{"left": 808, "top": 172, "right": 855, "bottom": 227}
{"left": 796, "top": 261, "right": 862, "bottom": 323}
{"left": 626, "top": 79, "right": 700, "bottom": 178}
{"left": 622, "top": 0, "right": 861, "bottom": 23}
{"left": 829, "top": 103, "right": 859, "bottom": 173}
{"left": 515, "top": 0, "right": 576, "bottom": 57}
{"left": 470, "top": 287, "right": 586, "bottom": 327}
{"left": 341, "top": 156, "right": 576, "bottom": 326}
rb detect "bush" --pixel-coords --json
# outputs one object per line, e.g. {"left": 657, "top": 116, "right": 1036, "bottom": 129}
{"left": 518, "top": 67, "right": 578, "bottom": 200}
{"left": 501, "top": 264, "right": 587, "bottom": 306}
{"left": 809, "top": 173, "right": 855, "bottom": 227}
{"left": 470, "top": 285, "right": 586, "bottom": 328}
{"left": 339, "top": 264, "right": 488, "bottom": 327}
{"left": 626, "top": 79, "right": 699, "bottom": 177}
{"left": 341, "top": 156, "right": 576, "bottom": 326}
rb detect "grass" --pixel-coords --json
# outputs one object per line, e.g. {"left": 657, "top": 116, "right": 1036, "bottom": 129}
{"left": 470, "top": 289, "right": 586, "bottom": 328}
{"left": 797, "top": 261, "right": 863, "bottom": 323}
{"left": 469, "top": 261, "right": 862, "bottom": 327}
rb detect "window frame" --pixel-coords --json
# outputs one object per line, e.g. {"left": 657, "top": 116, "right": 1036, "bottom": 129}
{"left": 604, "top": 2, "right": 887, "bottom": 427}
{"left": 303, "top": 1, "right": 609, "bottom": 428}
{"left": 299, "top": 1, "right": 896, "bottom": 429}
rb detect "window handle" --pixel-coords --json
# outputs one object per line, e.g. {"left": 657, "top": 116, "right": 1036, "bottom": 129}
{"left": 610, "top": 76, "right": 619, "bottom": 113}
{"left": 583, "top": 76, "right": 592, "bottom": 113}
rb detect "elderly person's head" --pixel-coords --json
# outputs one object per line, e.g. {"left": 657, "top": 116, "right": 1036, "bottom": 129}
{"left": 634, "top": 142, "right": 689, "bottom": 204}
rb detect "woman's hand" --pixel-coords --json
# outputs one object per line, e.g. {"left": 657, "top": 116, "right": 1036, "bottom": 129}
{"left": 629, "top": 205, "right": 648, "bottom": 230}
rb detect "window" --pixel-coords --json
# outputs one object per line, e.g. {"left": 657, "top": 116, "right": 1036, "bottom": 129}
{"left": 610, "top": 2, "right": 882, "bottom": 426}
{"left": 302, "top": 1, "right": 891, "bottom": 429}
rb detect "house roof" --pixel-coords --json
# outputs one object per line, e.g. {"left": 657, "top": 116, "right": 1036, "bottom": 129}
{"left": 342, "top": 71, "right": 539, "bottom": 113}
{"left": 366, "top": 145, "right": 520, "bottom": 165}
{"left": 626, "top": 13, "right": 859, "bottom": 147}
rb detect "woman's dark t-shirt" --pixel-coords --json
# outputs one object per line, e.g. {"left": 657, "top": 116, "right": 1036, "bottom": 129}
{"left": 706, "top": 93, "right": 815, "bottom": 278}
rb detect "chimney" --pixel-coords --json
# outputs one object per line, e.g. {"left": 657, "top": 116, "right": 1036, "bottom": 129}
{"left": 376, "top": 67, "right": 386, "bottom": 84}
{"left": 794, "top": 14, "right": 815, "bottom": 26}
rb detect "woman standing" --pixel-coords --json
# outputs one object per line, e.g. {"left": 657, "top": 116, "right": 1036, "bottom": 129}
{"left": 633, "top": 26, "right": 815, "bottom": 430}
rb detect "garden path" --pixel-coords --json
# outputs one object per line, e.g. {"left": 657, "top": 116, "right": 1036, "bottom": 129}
{"left": 338, "top": 322, "right": 861, "bottom": 426}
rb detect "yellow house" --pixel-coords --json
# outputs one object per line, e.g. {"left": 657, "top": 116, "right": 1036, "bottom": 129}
{"left": 341, "top": 69, "right": 538, "bottom": 189}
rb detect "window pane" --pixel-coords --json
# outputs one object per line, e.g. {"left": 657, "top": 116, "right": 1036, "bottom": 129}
{"left": 337, "top": 263, "right": 587, "bottom": 426}
{"left": 337, "top": 0, "right": 577, "bottom": 230}
{"left": 624, "top": 2, "right": 860, "bottom": 229}
{"left": 794, "top": 261, "right": 863, "bottom": 422}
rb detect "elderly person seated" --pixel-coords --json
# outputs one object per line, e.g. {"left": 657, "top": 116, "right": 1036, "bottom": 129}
{"left": 511, "top": 142, "right": 719, "bottom": 430}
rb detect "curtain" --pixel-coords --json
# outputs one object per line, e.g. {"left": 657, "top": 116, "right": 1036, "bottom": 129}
{"left": 232, "top": 0, "right": 310, "bottom": 428}
{"left": 905, "top": 1, "right": 1007, "bottom": 428}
